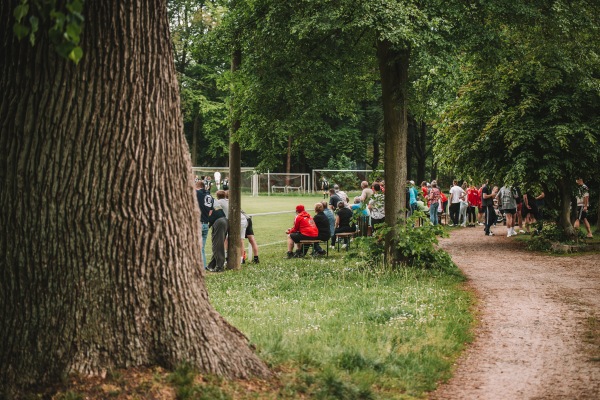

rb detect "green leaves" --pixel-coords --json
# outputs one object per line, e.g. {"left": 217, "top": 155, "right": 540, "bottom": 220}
{"left": 12, "top": 0, "right": 86, "bottom": 64}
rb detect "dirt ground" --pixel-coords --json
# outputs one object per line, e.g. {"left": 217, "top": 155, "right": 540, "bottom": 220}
{"left": 431, "top": 224, "right": 600, "bottom": 400}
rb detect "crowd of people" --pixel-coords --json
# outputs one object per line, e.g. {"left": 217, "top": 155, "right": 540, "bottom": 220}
{"left": 195, "top": 176, "right": 257, "bottom": 272}
{"left": 197, "top": 174, "right": 593, "bottom": 267}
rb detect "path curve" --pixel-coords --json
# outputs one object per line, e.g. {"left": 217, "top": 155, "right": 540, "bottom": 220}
{"left": 431, "top": 225, "right": 600, "bottom": 400}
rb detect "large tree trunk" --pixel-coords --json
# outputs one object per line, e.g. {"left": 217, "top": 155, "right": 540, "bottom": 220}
{"left": 228, "top": 47, "right": 242, "bottom": 271}
{"left": 191, "top": 114, "right": 202, "bottom": 166}
{"left": 557, "top": 177, "right": 576, "bottom": 237}
{"left": 0, "top": 1, "right": 269, "bottom": 395}
{"left": 416, "top": 121, "right": 427, "bottom": 184}
{"left": 377, "top": 39, "right": 410, "bottom": 264}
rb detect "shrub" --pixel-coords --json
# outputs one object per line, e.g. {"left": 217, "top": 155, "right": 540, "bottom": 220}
{"left": 352, "top": 211, "right": 454, "bottom": 270}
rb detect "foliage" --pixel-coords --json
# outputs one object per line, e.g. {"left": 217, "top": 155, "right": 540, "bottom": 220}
{"left": 326, "top": 155, "right": 359, "bottom": 191}
{"left": 207, "top": 248, "right": 473, "bottom": 399}
{"left": 168, "top": 363, "right": 231, "bottom": 400}
{"left": 12, "top": 0, "right": 85, "bottom": 63}
{"left": 527, "top": 222, "right": 589, "bottom": 251}
{"left": 349, "top": 212, "right": 454, "bottom": 271}
{"left": 434, "top": 1, "right": 600, "bottom": 233}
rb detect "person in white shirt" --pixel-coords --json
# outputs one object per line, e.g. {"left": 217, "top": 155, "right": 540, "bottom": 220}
{"left": 449, "top": 180, "right": 465, "bottom": 226}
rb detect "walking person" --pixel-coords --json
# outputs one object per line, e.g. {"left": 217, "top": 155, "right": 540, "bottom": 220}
{"left": 428, "top": 181, "right": 442, "bottom": 226}
{"left": 482, "top": 180, "right": 498, "bottom": 236}
{"left": 574, "top": 178, "right": 593, "bottom": 238}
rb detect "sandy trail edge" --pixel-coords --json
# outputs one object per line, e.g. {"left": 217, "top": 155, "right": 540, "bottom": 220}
{"left": 430, "top": 225, "right": 600, "bottom": 400}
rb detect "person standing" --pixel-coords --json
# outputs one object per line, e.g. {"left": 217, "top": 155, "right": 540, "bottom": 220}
{"left": 449, "top": 180, "right": 465, "bottom": 226}
{"left": 497, "top": 184, "right": 517, "bottom": 237}
{"left": 368, "top": 183, "right": 385, "bottom": 231}
{"left": 242, "top": 210, "right": 260, "bottom": 263}
{"left": 328, "top": 188, "right": 342, "bottom": 211}
{"left": 467, "top": 183, "right": 480, "bottom": 226}
{"left": 428, "top": 181, "right": 442, "bottom": 226}
{"left": 359, "top": 180, "right": 374, "bottom": 203}
{"left": 333, "top": 184, "right": 348, "bottom": 206}
{"left": 196, "top": 180, "right": 214, "bottom": 269}
{"left": 481, "top": 180, "right": 498, "bottom": 236}
{"left": 206, "top": 204, "right": 228, "bottom": 272}
{"left": 408, "top": 180, "right": 418, "bottom": 217}
{"left": 574, "top": 178, "right": 593, "bottom": 238}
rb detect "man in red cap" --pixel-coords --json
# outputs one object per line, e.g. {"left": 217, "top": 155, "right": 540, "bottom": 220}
{"left": 286, "top": 204, "right": 319, "bottom": 258}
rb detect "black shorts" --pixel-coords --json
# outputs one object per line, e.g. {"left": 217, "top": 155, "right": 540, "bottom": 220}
{"left": 504, "top": 208, "right": 516, "bottom": 215}
{"left": 290, "top": 232, "right": 318, "bottom": 243}
{"left": 245, "top": 217, "right": 254, "bottom": 237}
{"left": 577, "top": 207, "right": 588, "bottom": 221}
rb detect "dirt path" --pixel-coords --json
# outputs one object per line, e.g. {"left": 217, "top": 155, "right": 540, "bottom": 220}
{"left": 431, "top": 225, "right": 600, "bottom": 400}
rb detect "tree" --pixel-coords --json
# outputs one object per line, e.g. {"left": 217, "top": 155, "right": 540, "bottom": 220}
{"left": 435, "top": 0, "right": 600, "bottom": 235}
{"left": 0, "top": 1, "right": 269, "bottom": 395}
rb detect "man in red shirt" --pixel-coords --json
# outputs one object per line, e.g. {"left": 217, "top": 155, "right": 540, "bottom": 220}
{"left": 286, "top": 204, "right": 319, "bottom": 258}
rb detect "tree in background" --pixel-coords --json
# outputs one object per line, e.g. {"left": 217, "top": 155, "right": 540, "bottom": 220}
{"left": 0, "top": 1, "right": 269, "bottom": 395}
{"left": 435, "top": 0, "right": 600, "bottom": 236}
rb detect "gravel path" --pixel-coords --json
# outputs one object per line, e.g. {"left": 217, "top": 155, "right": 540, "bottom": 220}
{"left": 431, "top": 225, "right": 600, "bottom": 400}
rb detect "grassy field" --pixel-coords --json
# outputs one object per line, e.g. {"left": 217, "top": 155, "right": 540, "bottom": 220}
{"left": 203, "top": 194, "right": 475, "bottom": 399}
{"left": 52, "top": 194, "right": 475, "bottom": 400}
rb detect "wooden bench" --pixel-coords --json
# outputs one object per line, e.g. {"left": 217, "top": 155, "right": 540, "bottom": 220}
{"left": 299, "top": 239, "right": 329, "bottom": 257}
{"left": 335, "top": 231, "right": 357, "bottom": 251}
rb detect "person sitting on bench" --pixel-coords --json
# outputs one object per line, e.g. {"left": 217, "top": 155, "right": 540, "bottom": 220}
{"left": 286, "top": 204, "right": 319, "bottom": 258}
{"left": 334, "top": 201, "right": 355, "bottom": 248}
{"left": 312, "top": 202, "right": 330, "bottom": 256}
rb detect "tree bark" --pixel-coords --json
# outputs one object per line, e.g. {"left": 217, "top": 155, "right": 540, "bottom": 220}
{"left": 0, "top": 1, "right": 268, "bottom": 395}
{"left": 191, "top": 114, "right": 201, "bottom": 166}
{"left": 228, "top": 47, "right": 242, "bottom": 271}
{"left": 376, "top": 39, "right": 410, "bottom": 264}
{"left": 557, "top": 177, "right": 575, "bottom": 237}
{"left": 416, "top": 121, "right": 427, "bottom": 184}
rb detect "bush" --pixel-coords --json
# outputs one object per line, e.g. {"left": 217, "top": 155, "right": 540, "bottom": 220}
{"left": 351, "top": 211, "right": 455, "bottom": 271}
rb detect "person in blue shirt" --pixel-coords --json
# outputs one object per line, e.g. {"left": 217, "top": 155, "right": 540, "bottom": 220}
{"left": 408, "top": 180, "right": 418, "bottom": 217}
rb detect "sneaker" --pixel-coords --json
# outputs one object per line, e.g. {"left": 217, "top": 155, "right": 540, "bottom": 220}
{"left": 461, "top": 223, "right": 466, "bottom": 227}
{"left": 486, "top": 232, "right": 495, "bottom": 236}
{"left": 253, "top": 256, "right": 260, "bottom": 263}
{"left": 341, "top": 243, "right": 347, "bottom": 249}
{"left": 519, "top": 229, "right": 526, "bottom": 234}
{"left": 286, "top": 251, "right": 294, "bottom": 259}
{"left": 478, "top": 222, "right": 484, "bottom": 226}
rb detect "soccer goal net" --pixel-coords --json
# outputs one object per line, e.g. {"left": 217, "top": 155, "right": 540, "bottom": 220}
{"left": 312, "top": 169, "right": 384, "bottom": 193}
{"left": 255, "top": 172, "right": 311, "bottom": 195}
{"left": 192, "top": 167, "right": 257, "bottom": 194}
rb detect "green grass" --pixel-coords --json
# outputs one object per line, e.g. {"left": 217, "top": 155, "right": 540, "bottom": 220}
{"left": 204, "top": 194, "right": 475, "bottom": 399}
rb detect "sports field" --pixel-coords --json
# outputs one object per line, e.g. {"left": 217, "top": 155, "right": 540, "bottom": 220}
{"left": 203, "top": 192, "right": 363, "bottom": 261}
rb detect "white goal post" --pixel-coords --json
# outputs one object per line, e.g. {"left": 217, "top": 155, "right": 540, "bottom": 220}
{"left": 255, "top": 172, "right": 311, "bottom": 195}
{"left": 192, "top": 167, "right": 258, "bottom": 195}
